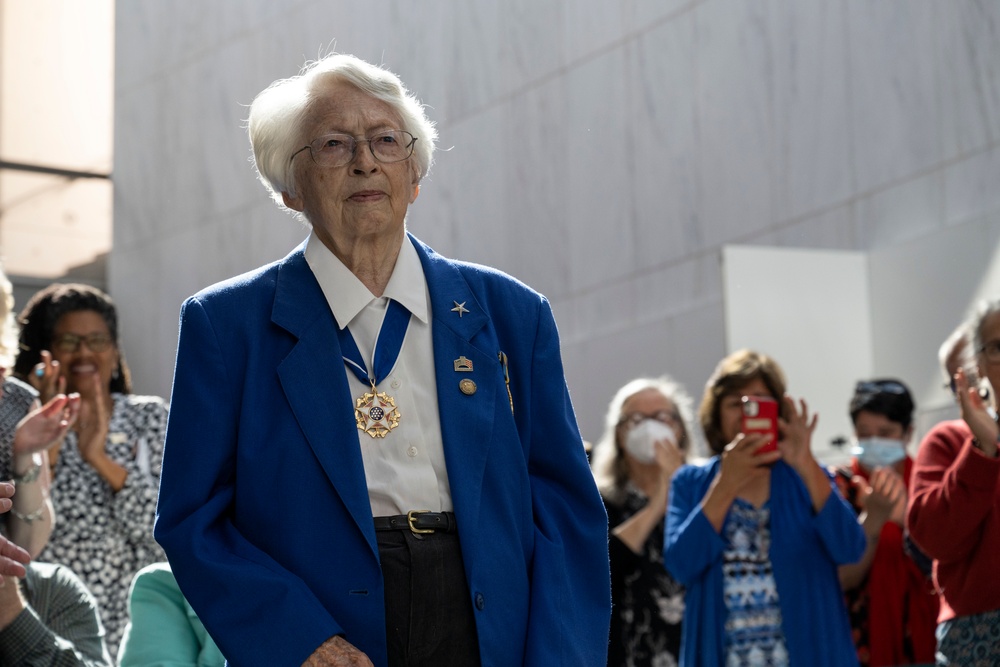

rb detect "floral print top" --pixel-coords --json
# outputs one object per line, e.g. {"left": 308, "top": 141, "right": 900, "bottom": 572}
{"left": 605, "top": 483, "right": 684, "bottom": 667}
{"left": 39, "top": 393, "right": 168, "bottom": 657}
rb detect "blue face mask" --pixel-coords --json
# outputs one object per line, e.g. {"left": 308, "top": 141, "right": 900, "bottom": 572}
{"left": 852, "top": 437, "right": 907, "bottom": 469}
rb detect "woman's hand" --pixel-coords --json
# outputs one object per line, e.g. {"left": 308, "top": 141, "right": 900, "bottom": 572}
{"left": 652, "top": 436, "right": 686, "bottom": 498}
{"left": 71, "top": 373, "right": 127, "bottom": 491}
{"left": 776, "top": 395, "right": 819, "bottom": 475}
{"left": 700, "top": 433, "right": 779, "bottom": 532}
{"left": 954, "top": 368, "right": 999, "bottom": 456}
{"left": 858, "top": 467, "right": 906, "bottom": 533}
{"left": 777, "top": 395, "right": 832, "bottom": 512}
{"left": 0, "top": 484, "right": 30, "bottom": 579}
{"left": 717, "top": 433, "right": 781, "bottom": 496}
{"left": 12, "top": 394, "right": 81, "bottom": 456}
{"left": 75, "top": 374, "right": 110, "bottom": 465}
{"left": 28, "top": 351, "right": 65, "bottom": 405}
{"left": 303, "top": 636, "right": 374, "bottom": 666}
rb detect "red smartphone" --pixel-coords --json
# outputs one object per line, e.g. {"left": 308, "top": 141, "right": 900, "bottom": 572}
{"left": 741, "top": 396, "right": 779, "bottom": 454}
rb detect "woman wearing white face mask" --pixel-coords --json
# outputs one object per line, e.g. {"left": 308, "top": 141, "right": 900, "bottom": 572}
{"left": 833, "top": 379, "right": 938, "bottom": 667}
{"left": 591, "top": 377, "right": 695, "bottom": 667}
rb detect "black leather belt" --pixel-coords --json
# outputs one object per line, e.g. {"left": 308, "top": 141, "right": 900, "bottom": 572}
{"left": 373, "top": 511, "right": 457, "bottom": 535}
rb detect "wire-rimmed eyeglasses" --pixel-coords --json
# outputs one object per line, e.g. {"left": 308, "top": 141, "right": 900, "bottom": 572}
{"left": 289, "top": 130, "right": 417, "bottom": 168}
{"left": 978, "top": 340, "right": 1000, "bottom": 364}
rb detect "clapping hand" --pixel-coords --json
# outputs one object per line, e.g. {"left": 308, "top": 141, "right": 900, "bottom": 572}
{"left": 856, "top": 467, "right": 906, "bottom": 534}
{"left": 954, "top": 368, "right": 999, "bottom": 457}
{"left": 27, "top": 351, "right": 65, "bottom": 406}
{"left": 776, "top": 396, "right": 819, "bottom": 474}
{"left": 75, "top": 374, "right": 111, "bottom": 465}
{"left": 13, "top": 393, "right": 81, "bottom": 456}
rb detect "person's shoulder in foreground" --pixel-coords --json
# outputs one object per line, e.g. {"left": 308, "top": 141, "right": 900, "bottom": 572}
{"left": 119, "top": 562, "right": 225, "bottom": 667}
{"left": 0, "top": 561, "right": 113, "bottom": 667}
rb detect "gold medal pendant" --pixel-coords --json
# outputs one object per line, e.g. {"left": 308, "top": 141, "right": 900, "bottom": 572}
{"left": 355, "top": 386, "right": 401, "bottom": 438}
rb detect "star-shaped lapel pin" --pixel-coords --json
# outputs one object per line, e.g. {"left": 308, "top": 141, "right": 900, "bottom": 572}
{"left": 451, "top": 301, "right": 470, "bottom": 317}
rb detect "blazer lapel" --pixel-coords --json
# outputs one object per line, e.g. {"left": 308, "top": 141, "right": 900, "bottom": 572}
{"left": 411, "top": 235, "right": 497, "bottom": 542}
{"left": 272, "top": 245, "right": 377, "bottom": 553}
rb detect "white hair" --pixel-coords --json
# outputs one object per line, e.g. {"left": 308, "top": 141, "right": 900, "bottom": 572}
{"left": 0, "top": 265, "right": 16, "bottom": 369}
{"left": 247, "top": 53, "right": 437, "bottom": 211}
{"left": 938, "top": 321, "right": 969, "bottom": 382}
{"left": 964, "top": 296, "right": 1000, "bottom": 375}
{"left": 590, "top": 376, "right": 701, "bottom": 502}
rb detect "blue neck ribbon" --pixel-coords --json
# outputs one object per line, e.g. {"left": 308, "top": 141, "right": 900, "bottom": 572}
{"left": 338, "top": 298, "right": 411, "bottom": 388}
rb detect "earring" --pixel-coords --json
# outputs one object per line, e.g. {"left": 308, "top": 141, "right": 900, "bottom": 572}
{"left": 112, "top": 367, "right": 120, "bottom": 380}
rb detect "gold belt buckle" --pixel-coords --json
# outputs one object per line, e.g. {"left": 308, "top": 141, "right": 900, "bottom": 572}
{"left": 407, "top": 510, "right": 435, "bottom": 535}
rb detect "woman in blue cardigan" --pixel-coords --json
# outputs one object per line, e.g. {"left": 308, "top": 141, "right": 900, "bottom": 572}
{"left": 664, "top": 350, "right": 864, "bottom": 666}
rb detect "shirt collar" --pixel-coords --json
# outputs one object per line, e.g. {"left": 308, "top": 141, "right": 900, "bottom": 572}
{"left": 304, "top": 232, "right": 429, "bottom": 329}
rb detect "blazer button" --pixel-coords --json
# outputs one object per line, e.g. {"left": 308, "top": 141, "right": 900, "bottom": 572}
{"left": 474, "top": 592, "right": 485, "bottom": 610}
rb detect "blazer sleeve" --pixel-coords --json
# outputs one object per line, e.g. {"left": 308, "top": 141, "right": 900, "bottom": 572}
{"left": 520, "top": 298, "right": 612, "bottom": 666}
{"left": 154, "top": 297, "right": 339, "bottom": 666}
{"left": 664, "top": 463, "right": 726, "bottom": 586}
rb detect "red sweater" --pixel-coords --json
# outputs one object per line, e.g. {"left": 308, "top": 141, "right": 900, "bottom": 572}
{"left": 906, "top": 420, "right": 1000, "bottom": 622}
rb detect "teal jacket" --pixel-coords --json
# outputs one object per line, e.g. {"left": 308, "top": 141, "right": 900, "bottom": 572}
{"left": 118, "top": 563, "right": 225, "bottom": 666}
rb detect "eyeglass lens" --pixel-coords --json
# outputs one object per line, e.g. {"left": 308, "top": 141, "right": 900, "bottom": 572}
{"left": 981, "top": 340, "right": 1000, "bottom": 361}
{"left": 53, "top": 333, "right": 113, "bottom": 353}
{"left": 305, "top": 131, "right": 415, "bottom": 167}
{"left": 620, "top": 411, "right": 679, "bottom": 428}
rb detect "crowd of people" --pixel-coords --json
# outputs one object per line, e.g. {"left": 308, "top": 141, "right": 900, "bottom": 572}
{"left": 0, "top": 51, "right": 997, "bottom": 667}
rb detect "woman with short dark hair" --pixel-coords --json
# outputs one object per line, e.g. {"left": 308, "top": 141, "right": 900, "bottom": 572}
{"left": 834, "top": 379, "right": 938, "bottom": 666}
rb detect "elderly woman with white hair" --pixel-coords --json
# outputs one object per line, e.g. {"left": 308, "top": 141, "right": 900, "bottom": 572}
{"left": 154, "top": 53, "right": 610, "bottom": 667}
{"left": 591, "top": 376, "right": 693, "bottom": 667}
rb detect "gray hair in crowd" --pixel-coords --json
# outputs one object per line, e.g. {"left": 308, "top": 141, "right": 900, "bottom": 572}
{"left": 964, "top": 296, "right": 1000, "bottom": 374}
{"left": 938, "top": 321, "right": 969, "bottom": 382}
{"left": 247, "top": 52, "right": 438, "bottom": 210}
{"left": 590, "top": 376, "right": 700, "bottom": 503}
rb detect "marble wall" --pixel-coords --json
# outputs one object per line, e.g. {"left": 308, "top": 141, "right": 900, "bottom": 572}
{"left": 111, "top": 0, "right": 1000, "bottom": 451}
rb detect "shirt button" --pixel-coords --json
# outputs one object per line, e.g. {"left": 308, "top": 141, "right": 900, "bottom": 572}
{"left": 474, "top": 592, "right": 485, "bottom": 610}
{"left": 391, "top": 378, "right": 401, "bottom": 389}
{"left": 407, "top": 446, "right": 418, "bottom": 458}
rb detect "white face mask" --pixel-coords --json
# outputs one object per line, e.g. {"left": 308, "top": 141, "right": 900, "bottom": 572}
{"left": 852, "top": 437, "right": 907, "bottom": 469}
{"left": 624, "top": 419, "right": 677, "bottom": 463}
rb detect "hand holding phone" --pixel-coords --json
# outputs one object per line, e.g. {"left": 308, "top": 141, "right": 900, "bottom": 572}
{"left": 741, "top": 396, "right": 779, "bottom": 455}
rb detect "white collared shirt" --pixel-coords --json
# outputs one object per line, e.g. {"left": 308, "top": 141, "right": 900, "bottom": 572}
{"left": 304, "top": 232, "right": 452, "bottom": 516}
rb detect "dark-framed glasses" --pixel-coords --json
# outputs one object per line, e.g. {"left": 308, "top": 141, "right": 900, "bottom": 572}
{"left": 52, "top": 333, "right": 113, "bottom": 354}
{"left": 617, "top": 410, "right": 681, "bottom": 429}
{"left": 978, "top": 340, "right": 1000, "bottom": 363}
{"left": 289, "top": 130, "right": 417, "bottom": 167}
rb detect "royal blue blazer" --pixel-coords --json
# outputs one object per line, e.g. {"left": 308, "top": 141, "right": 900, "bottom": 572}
{"left": 154, "top": 234, "right": 611, "bottom": 667}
